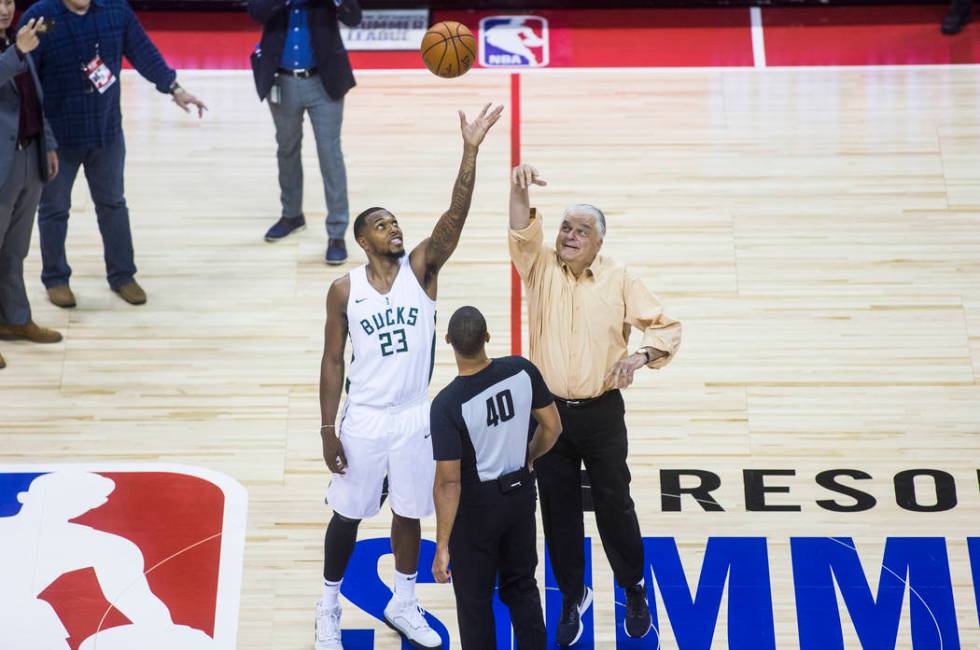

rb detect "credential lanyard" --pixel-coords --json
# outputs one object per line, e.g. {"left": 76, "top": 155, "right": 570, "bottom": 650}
{"left": 63, "top": 9, "right": 103, "bottom": 75}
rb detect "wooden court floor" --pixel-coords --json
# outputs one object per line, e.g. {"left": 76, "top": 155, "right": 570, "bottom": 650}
{"left": 2, "top": 67, "right": 979, "bottom": 648}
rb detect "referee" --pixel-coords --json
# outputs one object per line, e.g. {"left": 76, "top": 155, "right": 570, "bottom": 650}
{"left": 430, "top": 306, "right": 562, "bottom": 650}
{"left": 507, "top": 164, "right": 682, "bottom": 645}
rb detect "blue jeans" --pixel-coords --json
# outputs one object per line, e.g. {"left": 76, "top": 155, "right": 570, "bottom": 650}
{"left": 38, "top": 135, "right": 136, "bottom": 290}
{"left": 268, "top": 74, "right": 349, "bottom": 239}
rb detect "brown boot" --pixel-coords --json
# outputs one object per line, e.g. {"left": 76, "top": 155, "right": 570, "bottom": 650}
{"left": 0, "top": 321, "right": 63, "bottom": 343}
{"left": 113, "top": 281, "right": 147, "bottom": 305}
{"left": 47, "top": 285, "right": 76, "bottom": 308}
{"left": 0, "top": 351, "right": 5, "bottom": 369}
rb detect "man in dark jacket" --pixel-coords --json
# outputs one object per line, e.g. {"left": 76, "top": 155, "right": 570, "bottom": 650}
{"left": 0, "top": 10, "right": 62, "bottom": 369}
{"left": 248, "top": 0, "right": 361, "bottom": 265}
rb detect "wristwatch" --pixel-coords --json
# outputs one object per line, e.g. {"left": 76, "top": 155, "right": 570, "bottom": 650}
{"left": 168, "top": 80, "right": 184, "bottom": 95}
{"left": 638, "top": 348, "right": 654, "bottom": 364}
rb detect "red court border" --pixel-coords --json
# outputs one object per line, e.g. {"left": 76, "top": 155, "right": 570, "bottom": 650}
{"left": 510, "top": 73, "right": 522, "bottom": 357}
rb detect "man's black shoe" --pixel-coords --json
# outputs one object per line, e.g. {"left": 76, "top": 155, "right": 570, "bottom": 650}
{"left": 941, "top": 6, "right": 971, "bottom": 34}
{"left": 624, "top": 583, "right": 652, "bottom": 638}
{"left": 556, "top": 586, "right": 593, "bottom": 646}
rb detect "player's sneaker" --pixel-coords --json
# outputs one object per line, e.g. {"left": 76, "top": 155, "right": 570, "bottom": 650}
{"left": 315, "top": 600, "right": 344, "bottom": 650}
{"left": 383, "top": 596, "right": 442, "bottom": 648}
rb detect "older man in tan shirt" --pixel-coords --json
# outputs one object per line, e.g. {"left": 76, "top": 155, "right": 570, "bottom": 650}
{"left": 508, "top": 163, "right": 681, "bottom": 646}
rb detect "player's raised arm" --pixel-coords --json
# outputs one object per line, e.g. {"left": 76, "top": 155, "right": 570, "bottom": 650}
{"left": 319, "top": 275, "right": 350, "bottom": 474}
{"left": 412, "top": 103, "right": 503, "bottom": 284}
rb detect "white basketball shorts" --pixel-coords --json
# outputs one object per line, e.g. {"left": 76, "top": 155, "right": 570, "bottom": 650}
{"left": 326, "top": 396, "right": 435, "bottom": 520}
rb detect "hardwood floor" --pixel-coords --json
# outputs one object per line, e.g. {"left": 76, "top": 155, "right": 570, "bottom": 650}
{"left": 1, "top": 67, "right": 978, "bottom": 648}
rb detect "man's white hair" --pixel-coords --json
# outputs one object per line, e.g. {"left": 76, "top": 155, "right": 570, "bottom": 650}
{"left": 563, "top": 204, "right": 606, "bottom": 238}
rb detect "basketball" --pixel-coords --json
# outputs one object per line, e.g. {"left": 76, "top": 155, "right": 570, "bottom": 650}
{"left": 421, "top": 21, "right": 477, "bottom": 79}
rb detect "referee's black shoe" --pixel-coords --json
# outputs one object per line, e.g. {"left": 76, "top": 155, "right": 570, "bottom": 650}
{"left": 624, "top": 583, "right": 653, "bottom": 638}
{"left": 556, "top": 586, "right": 593, "bottom": 646}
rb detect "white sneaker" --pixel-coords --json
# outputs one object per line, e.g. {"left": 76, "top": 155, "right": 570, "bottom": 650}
{"left": 315, "top": 600, "right": 344, "bottom": 650}
{"left": 383, "top": 596, "right": 442, "bottom": 649}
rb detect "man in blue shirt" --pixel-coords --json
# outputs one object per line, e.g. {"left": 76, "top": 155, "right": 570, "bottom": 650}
{"left": 248, "top": 0, "right": 360, "bottom": 265}
{"left": 20, "top": 0, "right": 206, "bottom": 308}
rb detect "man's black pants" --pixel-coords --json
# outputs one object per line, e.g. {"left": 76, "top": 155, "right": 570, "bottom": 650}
{"left": 450, "top": 477, "right": 546, "bottom": 650}
{"left": 535, "top": 389, "right": 644, "bottom": 599}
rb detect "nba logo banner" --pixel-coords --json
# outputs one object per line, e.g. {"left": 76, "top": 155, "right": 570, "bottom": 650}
{"left": 0, "top": 464, "right": 247, "bottom": 650}
{"left": 479, "top": 16, "right": 549, "bottom": 68}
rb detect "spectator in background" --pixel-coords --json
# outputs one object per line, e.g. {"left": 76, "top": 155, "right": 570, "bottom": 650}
{"left": 19, "top": 0, "right": 207, "bottom": 309}
{"left": 0, "top": 9, "right": 61, "bottom": 370}
{"left": 941, "top": 0, "right": 971, "bottom": 34}
{"left": 248, "top": 0, "right": 361, "bottom": 265}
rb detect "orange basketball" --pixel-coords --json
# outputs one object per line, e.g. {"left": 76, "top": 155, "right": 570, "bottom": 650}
{"left": 420, "top": 21, "right": 476, "bottom": 79}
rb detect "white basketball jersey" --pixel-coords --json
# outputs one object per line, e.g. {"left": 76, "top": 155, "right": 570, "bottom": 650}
{"left": 346, "top": 255, "right": 437, "bottom": 407}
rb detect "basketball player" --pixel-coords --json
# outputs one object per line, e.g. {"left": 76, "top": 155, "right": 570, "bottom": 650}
{"left": 314, "top": 103, "right": 503, "bottom": 650}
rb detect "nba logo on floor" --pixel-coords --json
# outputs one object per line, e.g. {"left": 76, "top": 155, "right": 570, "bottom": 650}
{"left": 479, "top": 16, "right": 549, "bottom": 68}
{"left": 0, "top": 464, "right": 247, "bottom": 650}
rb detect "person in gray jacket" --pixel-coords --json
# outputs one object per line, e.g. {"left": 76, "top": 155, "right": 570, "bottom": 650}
{"left": 0, "top": 8, "right": 61, "bottom": 370}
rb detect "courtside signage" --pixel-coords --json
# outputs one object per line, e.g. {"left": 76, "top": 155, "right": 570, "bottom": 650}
{"left": 479, "top": 16, "right": 549, "bottom": 68}
{"left": 0, "top": 464, "right": 247, "bottom": 650}
{"left": 340, "top": 9, "right": 430, "bottom": 51}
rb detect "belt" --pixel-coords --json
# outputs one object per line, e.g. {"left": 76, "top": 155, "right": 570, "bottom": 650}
{"left": 277, "top": 67, "right": 318, "bottom": 78}
{"left": 553, "top": 390, "right": 614, "bottom": 409}
{"left": 475, "top": 466, "right": 532, "bottom": 495}
{"left": 555, "top": 396, "right": 600, "bottom": 408}
{"left": 15, "top": 135, "right": 38, "bottom": 151}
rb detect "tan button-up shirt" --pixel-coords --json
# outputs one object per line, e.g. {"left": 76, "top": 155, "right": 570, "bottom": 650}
{"left": 509, "top": 210, "right": 681, "bottom": 399}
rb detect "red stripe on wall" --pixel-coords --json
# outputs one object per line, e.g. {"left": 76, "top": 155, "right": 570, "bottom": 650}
{"left": 436, "top": 9, "right": 755, "bottom": 68}
{"left": 763, "top": 5, "right": 980, "bottom": 66}
{"left": 133, "top": 8, "right": 980, "bottom": 72}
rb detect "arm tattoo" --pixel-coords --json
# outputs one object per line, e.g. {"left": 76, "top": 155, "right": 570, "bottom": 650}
{"left": 428, "top": 145, "right": 478, "bottom": 269}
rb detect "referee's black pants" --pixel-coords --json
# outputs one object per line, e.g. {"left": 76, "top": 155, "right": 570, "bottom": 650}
{"left": 450, "top": 477, "right": 546, "bottom": 650}
{"left": 535, "top": 389, "right": 645, "bottom": 599}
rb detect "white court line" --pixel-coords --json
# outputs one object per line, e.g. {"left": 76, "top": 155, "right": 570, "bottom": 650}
{"left": 90, "top": 531, "right": 225, "bottom": 649}
{"left": 750, "top": 7, "right": 767, "bottom": 69}
{"left": 825, "top": 536, "right": 945, "bottom": 650}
